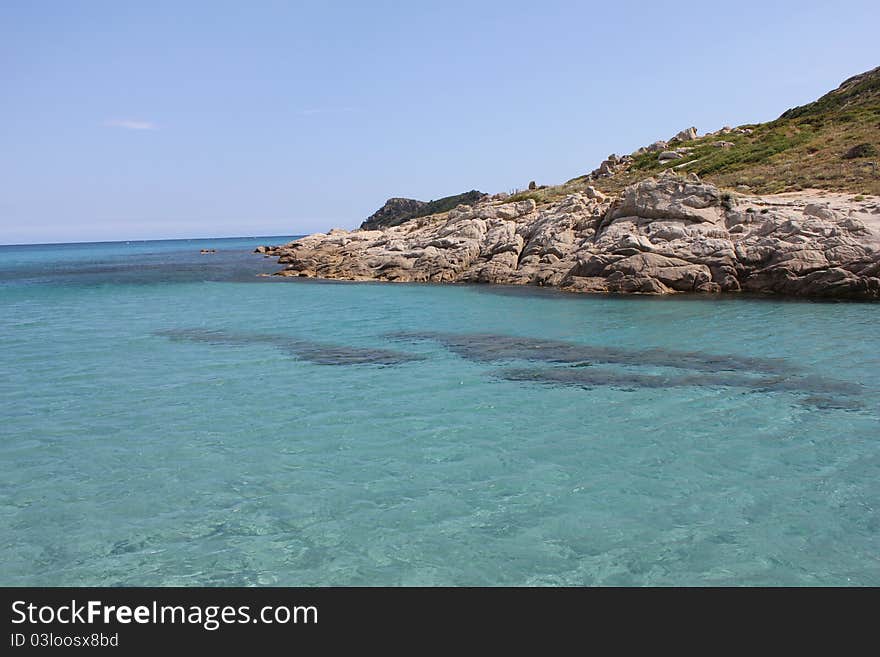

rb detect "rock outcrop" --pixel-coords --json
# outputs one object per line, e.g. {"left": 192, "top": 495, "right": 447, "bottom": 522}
{"left": 586, "top": 153, "right": 634, "bottom": 180}
{"left": 263, "top": 172, "right": 880, "bottom": 299}
{"left": 361, "top": 197, "right": 427, "bottom": 230}
{"left": 670, "top": 126, "right": 699, "bottom": 142}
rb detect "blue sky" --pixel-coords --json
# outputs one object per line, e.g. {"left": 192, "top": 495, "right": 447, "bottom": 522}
{"left": 1, "top": 0, "right": 877, "bottom": 244}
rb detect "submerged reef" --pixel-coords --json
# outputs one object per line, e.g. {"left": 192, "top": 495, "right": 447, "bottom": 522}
{"left": 154, "top": 328, "right": 424, "bottom": 366}
{"left": 387, "top": 331, "right": 864, "bottom": 409}
{"left": 156, "top": 328, "right": 864, "bottom": 409}
{"left": 386, "top": 331, "right": 798, "bottom": 375}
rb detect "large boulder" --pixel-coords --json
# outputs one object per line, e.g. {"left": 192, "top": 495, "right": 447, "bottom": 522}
{"left": 606, "top": 175, "right": 725, "bottom": 225}
{"left": 606, "top": 252, "right": 713, "bottom": 292}
{"left": 670, "top": 126, "right": 698, "bottom": 142}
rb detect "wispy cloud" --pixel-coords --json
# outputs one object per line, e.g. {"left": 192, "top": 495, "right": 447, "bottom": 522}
{"left": 104, "top": 119, "right": 158, "bottom": 131}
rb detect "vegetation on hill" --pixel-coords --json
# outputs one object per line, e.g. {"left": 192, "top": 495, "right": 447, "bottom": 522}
{"left": 415, "top": 190, "right": 486, "bottom": 220}
{"left": 361, "top": 190, "right": 485, "bottom": 229}
{"left": 509, "top": 65, "right": 880, "bottom": 204}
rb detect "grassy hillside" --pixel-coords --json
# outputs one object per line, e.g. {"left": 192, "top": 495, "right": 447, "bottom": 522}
{"left": 511, "top": 66, "right": 880, "bottom": 203}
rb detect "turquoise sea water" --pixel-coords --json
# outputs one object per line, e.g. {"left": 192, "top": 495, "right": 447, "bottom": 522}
{"left": 1, "top": 237, "right": 878, "bottom": 586}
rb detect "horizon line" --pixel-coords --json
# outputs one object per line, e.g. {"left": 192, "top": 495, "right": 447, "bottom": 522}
{"left": 0, "top": 233, "right": 307, "bottom": 248}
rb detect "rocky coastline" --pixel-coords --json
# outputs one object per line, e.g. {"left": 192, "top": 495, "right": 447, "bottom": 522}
{"left": 258, "top": 171, "right": 880, "bottom": 300}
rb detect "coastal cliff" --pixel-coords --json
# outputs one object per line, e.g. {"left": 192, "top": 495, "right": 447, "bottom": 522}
{"left": 263, "top": 173, "right": 880, "bottom": 298}
{"left": 260, "top": 67, "right": 880, "bottom": 299}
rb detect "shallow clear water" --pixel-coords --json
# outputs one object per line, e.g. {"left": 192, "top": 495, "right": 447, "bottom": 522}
{"left": 1, "top": 237, "right": 879, "bottom": 586}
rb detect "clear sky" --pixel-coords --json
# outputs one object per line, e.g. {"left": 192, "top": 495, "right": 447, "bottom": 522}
{"left": 1, "top": 0, "right": 877, "bottom": 244}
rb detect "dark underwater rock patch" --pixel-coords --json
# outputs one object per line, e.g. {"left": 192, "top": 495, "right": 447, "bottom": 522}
{"left": 386, "top": 331, "right": 797, "bottom": 375}
{"left": 387, "top": 330, "right": 863, "bottom": 408}
{"left": 155, "top": 328, "right": 423, "bottom": 366}
{"left": 496, "top": 366, "right": 863, "bottom": 408}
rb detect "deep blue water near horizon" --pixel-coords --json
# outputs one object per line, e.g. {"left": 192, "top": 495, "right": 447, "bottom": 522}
{"left": 1, "top": 236, "right": 878, "bottom": 586}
